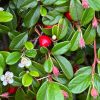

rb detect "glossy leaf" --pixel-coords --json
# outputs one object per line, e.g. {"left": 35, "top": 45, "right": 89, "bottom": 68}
{"left": 22, "top": 73, "right": 33, "bottom": 87}
{"left": 42, "top": 11, "right": 62, "bottom": 25}
{"left": 10, "top": 32, "right": 28, "bottom": 50}
{"left": 24, "top": 6, "right": 40, "bottom": 28}
{"left": 70, "top": 0, "right": 83, "bottom": 21}
{"left": 37, "top": 81, "right": 64, "bottom": 100}
{"left": 0, "top": 54, "right": 5, "bottom": 75}
{"left": 41, "top": 0, "right": 56, "bottom": 5}
{"left": 81, "top": 8, "right": 95, "bottom": 26}
{"left": 75, "top": 66, "right": 92, "bottom": 76}
{"left": 57, "top": 18, "right": 68, "bottom": 40}
{"left": 84, "top": 24, "right": 96, "bottom": 44}
{"left": 68, "top": 74, "right": 91, "bottom": 94}
{"left": 55, "top": 56, "right": 73, "bottom": 79}
{"left": 6, "top": 52, "right": 21, "bottom": 65}
{"left": 88, "top": 0, "right": 100, "bottom": 11}
{"left": 52, "top": 41, "right": 71, "bottom": 55}
{"left": 29, "top": 71, "right": 39, "bottom": 77}
{"left": 0, "top": 11, "right": 13, "bottom": 22}
{"left": 25, "top": 41, "right": 34, "bottom": 50}
{"left": 25, "top": 49, "right": 37, "bottom": 58}
{"left": 40, "top": 6, "right": 47, "bottom": 16}
{"left": 70, "top": 31, "right": 80, "bottom": 51}
{"left": 43, "top": 57, "right": 53, "bottom": 73}
{"left": 94, "top": 74, "right": 100, "bottom": 93}
{"left": 15, "top": 88, "right": 25, "bottom": 100}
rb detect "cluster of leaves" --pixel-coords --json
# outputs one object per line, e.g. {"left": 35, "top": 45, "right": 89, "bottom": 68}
{"left": 0, "top": 0, "right": 100, "bottom": 100}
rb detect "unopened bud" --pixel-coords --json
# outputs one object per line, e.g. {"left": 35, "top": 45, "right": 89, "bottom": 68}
{"left": 82, "top": 0, "right": 89, "bottom": 9}
{"left": 91, "top": 87, "right": 98, "bottom": 98}
{"left": 92, "top": 17, "right": 98, "bottom": 28}
{"left": 62, "top": 90, "right": 69, "bottom": 98}
{"left": 79, "top": 33, "right": 85, "bottom": 48}
{"left": 52, "top": 66, "right": 59, "bottom": 77}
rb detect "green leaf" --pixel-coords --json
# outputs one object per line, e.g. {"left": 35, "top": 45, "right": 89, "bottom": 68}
{"left": 24, "top": 6, "right": 40, "bottom": 28}
{"left": 57, "top": 18, "right": 68, "bottom": 40}
{"left": 70, "top": 31, "right": 80, "bottom": 51}
{"left": 42, "top": 10, "right": 62, "bottom": 25}
{"left": 97, "top": 64, "right": 100, "bottom": 76}
{"left": 20, "top": 0, "right": 38, "bottom": 10}
{"left": 54, "top": 0, "right": 68, "bottom": 5}
{"left": 25, "top": 41, "right": 34, "bottom": 50}
{"left": 0, "top": 24, "right": 10, "bottom": 33}
{"left": 81, "top": 8, "right": 95, "bottom": 26}
{"left": 41, "top": 0, "right": 56, "bottom": 5}
{"left": 40, "top": 47, "right": 48, "bottom": 54}
{"left": 0, "top": 51, "right": 10, "bottom": 60}
{"left": 88, "top": 0, "right": 100, "bottom": 11}
{"left": 75, "top": 66, "right": 92, "bottom": 76}
{"left": 15, "top": 88, "right": 25, "bottom": 100}
{"left": 55, "top": 56, "right": 73, "bottom": 79}
{"left": 98, "top": 48, "right": 100, "bottom": 59}
{"left": 54, "top": 6, "right": 68, "bottom": 13}
{"left": 97, "top": 23, "right": 100, "bottom": 37}
{"left": 52, "top": 25, "right": 58, "bottom": 36}
{"left": 25, "top": 49, "right": 37, "bottom": 58}
{"left": 55, "top": 82, "right": 73, "bottom": 100}
{"left": 40, "top": 6, "right": 47, "bottom": 16}
{"left": 94, "top": 74, "right": 100, "bottom": 93}
{"left": 22, "top": 73, "right": 33, "bottom": 87}
{"left": 0, "top": 11, "right": 13, "bottom": 22}
{"left": 30, "top": 61, "right": 46, "bottom": 77}
{"left": 0, "top": 54, "right": 5, "bottom": 68}
{"left": 52, "top": 41, "right": 71, "bottom": 55}
{"left": 37, "top": 81, "right": 64, "bottom": 100}
{"left": 12, "top": 76, "right": 22, "bottom": 86}
{"left": 29, "top": 71, "right": 39, "bottom": 77}
{"left": 43, "top": 57, "right": 53, "bottom": 73}
{"left": 0, "top": 54, "right": 5, "bottom": 75}
{"left": 68, "top": 74, "right": 91, "bottom": 94}
{"left": 6, "top": 52, "right": 21, "bottom": 65}
{"left": 70, "top": 0, "right": 83, "bottom": 21}
{"left": 84, "top": 24, "right": 96, "bottom": 44}
{"left": 10, "top": 32, "right": 28, "bottom": 50}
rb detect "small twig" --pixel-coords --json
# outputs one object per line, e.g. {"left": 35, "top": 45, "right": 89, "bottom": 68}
{"left": 91, "top": 40, "right": 97, "bottom": 87}
{"left": 35, "top": 26, "right": 41, "bottom": 36}
{"left": 37, "top": 75, "right": 51, "bottom": 81}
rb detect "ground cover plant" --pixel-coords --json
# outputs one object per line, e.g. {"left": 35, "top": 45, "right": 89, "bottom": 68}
{"left": 0, "top": 0, "right": 100, "bottom": 100}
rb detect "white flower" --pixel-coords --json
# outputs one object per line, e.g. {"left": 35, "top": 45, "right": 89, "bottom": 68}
{"left": 18, "top": 57, "right": 31, "bottom": 68}
{"left": 0, "top": 71, "right": 14, "bottom": 86}
{"left": 0, "top": 7, "right": 4, "bottom": 11}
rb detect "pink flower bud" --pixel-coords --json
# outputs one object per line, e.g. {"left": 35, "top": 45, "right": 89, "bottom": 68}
{"left": 92, "top": 17, "right": 98, "bottom": 28}
{"left": 52, "top": 66, "right": 59, "bottom": 77}
{"left": 0, "top": 92, "right": 9, "bottom": 98}
{"left": 79, "top": 34, "right": 85, "bottom": 48}
{"left": 91, "top": 87, "right": 98, "bottom": 98}
{"left": 62, "top": 90, "right": 69, "bottom": 98}
{"left": 82, "top": 0, "right": 89, "bottom": 9}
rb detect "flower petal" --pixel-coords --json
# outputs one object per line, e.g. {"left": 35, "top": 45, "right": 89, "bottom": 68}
{"left": 3, "top": 81, "right": 7, "bottom": 86}
{"left": 18, "top": 63, "right": 24, "bottom": 68}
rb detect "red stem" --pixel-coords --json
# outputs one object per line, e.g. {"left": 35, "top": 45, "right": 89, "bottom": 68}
{"left": 91, "top": 40, "right": 97, "bottom": 87}
{"left": 92, "top": 40, "right": 97, "bottom": 74}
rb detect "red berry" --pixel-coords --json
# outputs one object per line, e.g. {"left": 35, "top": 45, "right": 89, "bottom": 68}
{"left": 65, "top": 12, "right": 72, "bottom": 21}
{"left": 44, "top": 25, "right": 53, "bottom": 29}
{"left": 39, "top": 35, "right": 52, "bottom": 47}
{"left": 7, "top": 87, "right": 17, "bottom": 94}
